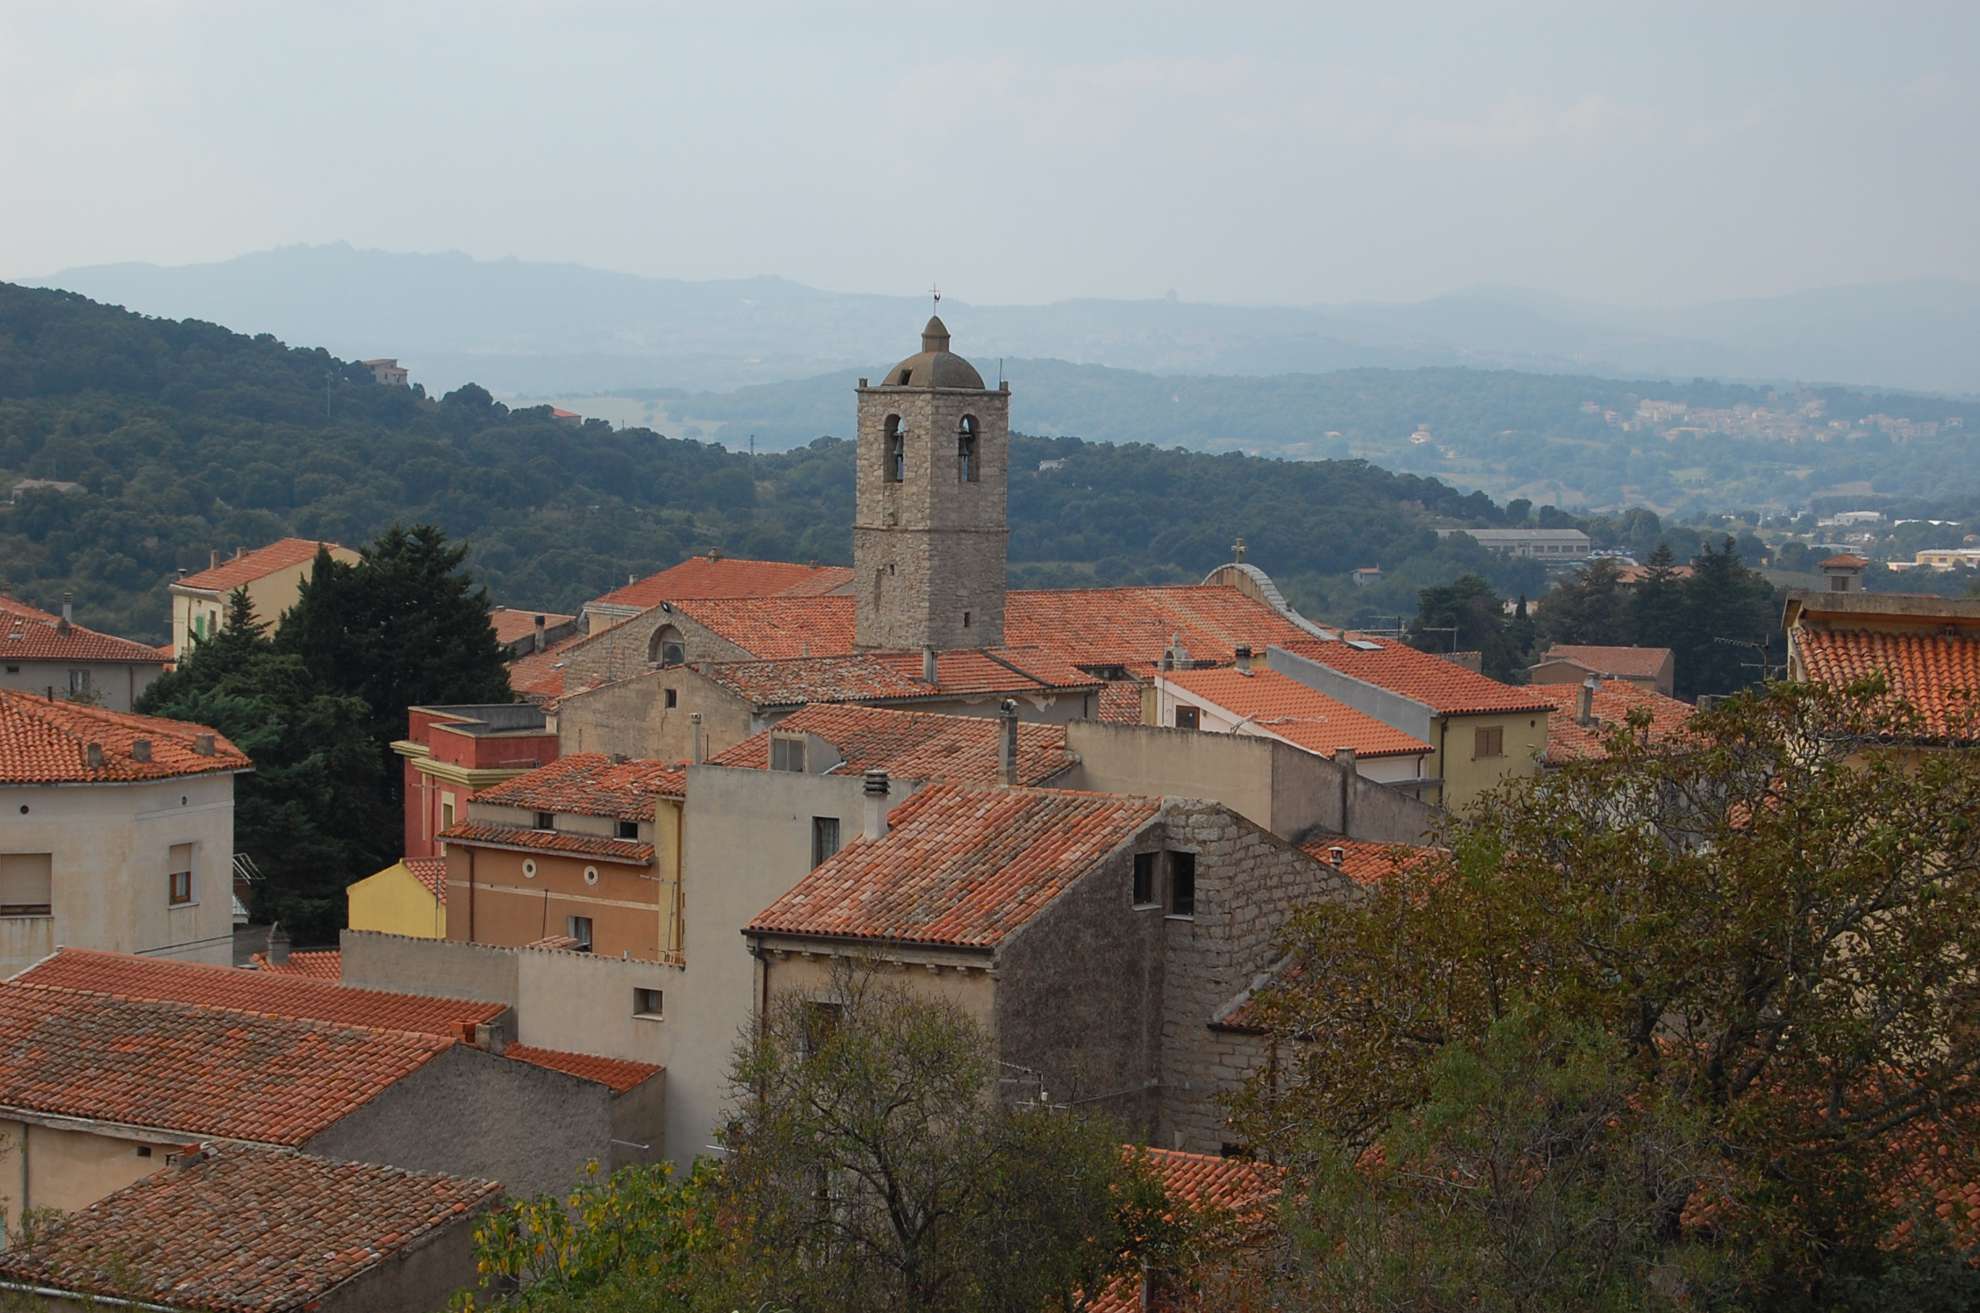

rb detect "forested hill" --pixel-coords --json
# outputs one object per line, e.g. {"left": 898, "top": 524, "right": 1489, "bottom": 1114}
{"left": 0, "top": 284, "right": 1548, "bottom": 642}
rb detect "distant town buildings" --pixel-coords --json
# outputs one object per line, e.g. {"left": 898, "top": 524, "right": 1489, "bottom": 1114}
{"left": 1531, "top": 644, "right": 1677, "bottom": 698}
{"left": 1436, "top": 526, "right": 1592, "bottom": 563}
{"left": 360, "top": 356, "right": 410, "bottom": 386}
{"left": 168, "top": 537, "right": 360, "bottom": 656}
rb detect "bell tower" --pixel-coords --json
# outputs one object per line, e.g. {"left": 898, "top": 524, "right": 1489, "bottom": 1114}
{"left": 853, "top": 314, "right": 1009, "bottom": 650}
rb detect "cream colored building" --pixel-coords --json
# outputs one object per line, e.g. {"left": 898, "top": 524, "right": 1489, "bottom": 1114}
{"left": 0, "top": 692, "right": 250, "bottom": 977}
{"left": 168, "top": 537, "right": 360, "bottom": 656}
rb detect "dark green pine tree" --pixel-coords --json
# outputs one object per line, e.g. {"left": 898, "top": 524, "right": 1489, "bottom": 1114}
{"left": 1673, "top": 537, "right": 1781, "bottom": 699}
{"left": 1506, "top": 593, "right": 1537, "bottom": 666}
{"left": 1412, "top": 574, "right": 1526, "bottom": 683}
{"left": 1536, "top": 557, "right": 1634, "bottom": 649}
{"left": 1629, "top": 542, "right": 1686, "bottom": 654}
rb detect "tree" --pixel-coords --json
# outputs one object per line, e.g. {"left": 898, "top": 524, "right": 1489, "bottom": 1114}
{"left": 1673, "top": 537, "right": 1777, "bottom": 698}
{"left": 1536, "top": 557, "right": 1634, "bottom": 648}
{"left": 712, "top": 965, "right": 1174, "bottom": 1313}
{"left": 1232, "top": 680, "right": 1980, "bottom": 1305}
{"left": 1629, "top": 542, "right": 1686, "bottom": 654}
{"left": 1412, "top": 574, "right": 1525, "bottom": 682}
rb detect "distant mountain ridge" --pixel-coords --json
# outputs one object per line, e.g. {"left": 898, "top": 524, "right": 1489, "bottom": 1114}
{"left": 33, "top": 244, "right": 1980, "bottom": 397}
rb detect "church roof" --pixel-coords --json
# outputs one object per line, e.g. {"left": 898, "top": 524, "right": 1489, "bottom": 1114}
{"left": 877, "top": 315, "right": 987, "bottom": 390}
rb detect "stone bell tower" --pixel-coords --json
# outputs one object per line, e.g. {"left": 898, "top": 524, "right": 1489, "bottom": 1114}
{"left": 852, "top": 315, "right": 1010, "bottom": 650}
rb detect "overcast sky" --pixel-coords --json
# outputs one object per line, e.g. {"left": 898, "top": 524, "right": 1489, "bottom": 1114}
{"left": 3, "top": 1, "right": 1975, "bottom": 307}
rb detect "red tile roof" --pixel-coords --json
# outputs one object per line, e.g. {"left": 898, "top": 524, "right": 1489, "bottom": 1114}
{"left": 1540, "top": 644, "right": 1673, "bottom": 680}
{"left": 505, "top": 1044, "right": 663, "bottom": 1094}
{"left": 671, "top": 595, "right": 859, "bottom": 659}
{"left": 15, "top": 949, "right": 505, "bottom": 1037}
{"left": 439, "top": 821, "right": 655, "bottom": 866}
{"left": 1162, "top": 667, "right": 1434, "bottom": 760}
{"left": 248, "top": 949, "right": 342, "bottom": 980}
{"left": 1006, "top": 585, "right": 1319, "bottom": 670}
{"left": 0, "top": 689, "right": 250, "bottom": 784}
{"left": 1097, "top": 680, "right": 1145, "bottom": 724}
{"left": 1277, "top": 636, "right": 1558, "bottom": 716}
{"left": 1821, "top": 553, "right": 1871, "bottom": 569}
{"left": 1296, "top": 836, "right": 1441, "bottom": 886}
{"left": 173, "top": 538, "right": 344, "bottom": 593}
{"left": 1528, "top": 678, "right": 1696, "bottom": 764}
{"left": 407, "top": 856, "right": 447, "bottom": 903}
{"left": 506, "top": 630, "right": 587, "bottom": 702}
{"left": 749, "top": 785, "right": 1159, "bottom": 948}
{"left": 709, "top": 704, "right": 1075, "bottom": 786}
{"left": 488, "top": 606, "right": 574, "bottom": 645}
{"left": 0, "top": 983, "right": 452, "bottom": 1144}
{"left": 1793, "top": 626, "right": 1980, "bottom": 742}
{"left": 1088, "top": 1148, "right": 1284, "bottom": 1313}
{"left": 0, "top": 1144, "right": 498, "bottom": 1313}
{"left": 475, "top": 753, "right": 685, "bottom": 820}
{"left": 594, "top": 555, "right": 855, "bottom": 610}
{"left": 0, "top": 596, "right": 168, "bottom": 665}
{"left": 701, "top": 646, "right": 1097, "bottom": 709}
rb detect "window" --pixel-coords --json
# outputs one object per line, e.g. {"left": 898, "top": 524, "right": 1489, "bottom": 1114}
{"left": 962, "top": 610, "right": 971, "bottom": 629}
{"left": 1829, "top": 574, "right": 1848, "bottom": 592}
{"left": 0, "top": 853, "right": 52, "bottom": 917}
{"left": 1474, "top": 726, "right": 1504, "bottom": 759}
{"left": 616, "top": 819, "right": 640, "bottom": 840}
{"left": 440, "top": 795, "right": 455, "bottom": 830}
{"left": 1174, "top": 706, "right": 1200, "bottom": 730}
{"left": 648, "top": 624, "right": 686, "bottom": 667}
{"left": 566, "top": 915, "right": 594, "bottom": 951}
{"left": 167, "top": 843, "right": 194, "bottom": 906}
{"left": 1168, "top": 851, "right": 1196, "bottom": 918}
{"left": 884, "top": 415, "right": 905, "bottom": 482}
{"left": 771, "top": 736, "right": 807, "bottom": 772}
{"left": 533, "top": 811, "right": 555, "bottom": 831}
{"left": 811, "top": 816, "right": 841, "bottom": 868}
{"left": 957, "top": 415, "right": 979, "bottom": 482}
{"left": 800, "top": 1001, "right": 843, "bottom": 1058}
{"left": 68, "top": 669, "right": 90, "bottom": 696}
{"left": 1132, "top": 852, "right": 1157, "bottom": 907}
{"left": 633, "top": 987, "right": 664, "bottom": 1019}
{"left": 664, "top": 687, "right": 678, "bottom": 708}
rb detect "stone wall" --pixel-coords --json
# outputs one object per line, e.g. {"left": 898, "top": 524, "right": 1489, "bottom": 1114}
{"left": 554, "top": 606, "right": 757, "bottom": 691}
{"left": 552, "top": 667, "right": 759, "bottom": 762}
{"left": 852, "top": 383, "right": 1010, "bottom": 650}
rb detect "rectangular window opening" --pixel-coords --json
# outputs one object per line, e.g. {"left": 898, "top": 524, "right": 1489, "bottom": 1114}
{"left": 633, "top": 987, "right": 664, "bottom": 1019}
{"left": 811, "top": 816, "right": 842, "bottom": 868}
{"left": 801, "top": 1001, "right": 844, "bottom": 1058}
{"left": 770, "top": 736, "right": 807, "bottom": 773}
{"left": 1132, "top": 851, "right": 1157, "bottom": 907}
{"left": 566, "top": 915, "right": 594, "bottom": 952}
{"left": 1474, "top": 726, "right": 1504, "bottom": 760}
{"left": 664, "top": 687, "right": 678, "bottom": 708}
{"left": 533, "top": 812, "right": 555, "bottom": 831}
{"left": 167, "top": 843, "right": 194, "bottom": 907}
{"left": 1174, "top": 706, "right": 1200, "bottom": 731}
{"left": 1168, "top": 851, "right": 1196, "bottom": 918}
{"left": 0, "top": 853, "right": 53, "bottom": 917}
{"left": 616, "top": 819, "right": 640, "bottom": 840}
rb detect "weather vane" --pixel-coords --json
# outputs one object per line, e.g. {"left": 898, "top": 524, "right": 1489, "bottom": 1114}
{"left": 930, "top": 282, "right": 941, "bottom": 313}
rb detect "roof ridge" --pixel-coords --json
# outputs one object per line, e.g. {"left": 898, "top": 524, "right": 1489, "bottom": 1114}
{"left": 6, "top": 978, "right": 468, "bottom": 1047}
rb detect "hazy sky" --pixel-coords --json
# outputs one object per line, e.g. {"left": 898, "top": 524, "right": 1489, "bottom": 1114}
{"left": 3, "top": 1, "right": 1975, "bottom": 307}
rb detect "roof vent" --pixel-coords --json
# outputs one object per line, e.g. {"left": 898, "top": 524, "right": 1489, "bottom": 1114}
{"left": 131, "top": 739, "right": 151, "bottom": 762}
{"left": 1234, "top": 645, "right": 1253, "bottom": 675}
{"left": 1328, "top": 845, "right": 1346, "bottom": 868}
{"left": 193, "top": 733, "right": 215, "bottom": 757}
{"left": 862, "top": 768, "right": 890, "bottom": 841}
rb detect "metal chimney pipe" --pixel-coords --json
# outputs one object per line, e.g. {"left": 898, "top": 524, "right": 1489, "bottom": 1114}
{"left": 862, "top": 768, "right": 890, "bottom": 841}
{"left": 61, "top": 591, "right": 73, "bottom": 626}
{"left": 1578, "top": 676, "right": 1598, "bottom": 727}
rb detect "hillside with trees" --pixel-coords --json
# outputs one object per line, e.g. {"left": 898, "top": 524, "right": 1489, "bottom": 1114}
{"left": 0, "top": 282, "right": 1563, "bottom": 640}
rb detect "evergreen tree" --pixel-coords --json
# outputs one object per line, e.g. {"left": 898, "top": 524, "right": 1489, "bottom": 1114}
{"left": 1535, "top": 558, "right": 1633, "bottom": 648}
{"left": 1674, "top": 537, "right": 1778, "bottom": 698}
{"left": 1412, "top": 574, "right": 1526, "bottom": 682}
{"left": 1628, "top": 542, "right": 1686, "bottom": 653}
{"left": 1506, "top": 594, "right": 1537, "bottom": 666}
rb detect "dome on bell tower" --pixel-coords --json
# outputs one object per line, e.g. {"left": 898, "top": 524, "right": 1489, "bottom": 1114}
{"left": 880, "top": 314, "right": 986, "bottom": 390}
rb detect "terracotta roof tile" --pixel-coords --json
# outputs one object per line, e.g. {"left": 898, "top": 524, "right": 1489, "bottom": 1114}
{"left": 0, "top": 597, "right": 168, "bottom": 665}
{"left": 488, "top": 606, "right": 574, "bottom": 645}
{"left": 1296, "top": 836, "right": 1441, "bottom": 886}
{"left": 1528, "top": 678, "right": 1696, "bottom": 764}
{"left": 475, "top": 753, "right": 685, "bottom": 820}
{"left": 708, "top": 704, "right": 1075, "bottom": 786}
{"left": 506, "top": 630, "right": 587, "bottom": 702}
{"left": 1821, "top": 553, "right": 1871, "bottom": 568}
{"left": 15, "top": 948, "right": 504, "bottom": 1036}
{"left": 1097, "top": 680, "right": 1145, "bottom": 724}
{"left": 671, "top": 595, "right": 859, "bottom": 659}
{"left": 0, "top": 982, "right": 453, "bottom": 1144}
{"left": 1005, "top": 585, "right": 1319, "bottom": 670}
{"left": 594, "top": 556, "right": 855, "bottom": 610}
{"left": 1162, "top": 667, "right": 1434, "bottom": 759}
{"left": 1088, "top": 1148, "right": 1284, "bottom": 1313}
{"left": 0, "top": 1144, "right": 499, "bottom": 1313}
{"left": 1277, "top": 636, "right": 1558, "bottom": 715}
{"left": 505, "top": 1044, "right": 662, "bottom": 1093}
{"left": 406, "top": 856, "right": 447, "bottom": 903}
{"left": 440, "top": 821, "right": 654, "bottom": 866}
{"left": 1794, "top": 626, "right": 1980, "bottom": 743}
{"left": 248, "top": 949, "right": 342, "bottom": 980}
{"left": 173, "top": 538, "right": 344, "bottom": 592}
{"left": 0, "top": 690, "right": 251, "bottom": 784}
{"left": 1540, "top": 644, "right": 1672, "bottom": 679}
{"left": 749, "top": 785, "right": 1159, "bottom": 948}
{"left": 702, "top": 646, "right": 1098, "bottom": 708}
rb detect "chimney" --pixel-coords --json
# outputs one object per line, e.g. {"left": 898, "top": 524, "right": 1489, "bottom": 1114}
{"left": 60, "top": 591, "right": 73, "bottom": 626}
{"left": 1234, "top": 645, "right": 1252, "bottom": 675}
{"left": 689, "top": 712, "right": 704, "bottom": 765}
{"left": 533, "top": 613, "right": 546, "bottom": 653}
{"left": 1577, "top": 676, "right": 1598, "bottom": 727}
{"left": 267, "top": 923, "right": 291, "bottom": 966}
{"left": 862, "top": 768, "right": 890, "bottom": 841}
{"left": 209, "top": 549, "right": 220, "bottom": 571}
{"left": 1335, "top": 746, "right": 1357, "bottom": 836}
{"left": 922, "top": 645, "right": 938, "bottom": 685}
{"left": 472, "top": 1021, "right": 508, "bottom": 1056}
{"left": 193, "top": 733, "right": 215, "bottom": 756}
{"left": 1328, "top": 845, "right": 1346, "bottom": 869}
{"left": 998, "top": 699, "right": 1020, "bottom": 787}
{"left": 84, "top": 742, "right": 105, "bottom": 769}
{"left": 1335, "top": 746, "right": 1357, "bottom": 776}
{"left": 131, "top": 739, "right": 151, "bottom": 762}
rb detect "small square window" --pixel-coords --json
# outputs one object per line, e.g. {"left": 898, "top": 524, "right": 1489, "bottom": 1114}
{"left": 664, "top": 688, "right": 678, "bottom": 708}
{"left": 1474, "top": 726, "right": 1504, "bottom": 759}
{"left": 616, "top": 819, "right": 639, "bottom": 840}
{"left": 811, "top": 816, "right": 842, "bottom": 868}
{"left": 168, "top": 869, "right": 193, "bottom": 906}
{"left": 1131, "top": 852, "right": 1157, "bottom": 907}
{"left": 633, "top": 987, "right": 664, "bottom": 1019}
{"left": 1174, "top": 706, "right": 1199, "bottom": 731}
{"left": 534, "top": 812, "right": 555, "bottom": 831}
{"left": 566, "top": 915, "right": 593, "bottom": 951}
{"left": 770, "top": 737, "right": 806, "bottom": 772}
{"left": 1168, "top": 851, "right": 1196, "bottom": 918}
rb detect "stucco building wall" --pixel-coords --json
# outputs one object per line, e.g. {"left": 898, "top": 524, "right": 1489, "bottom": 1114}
{"left": 552, "top": 667, "right": 758, "bottom": 763}
{"left": 0, "top": 662, "right": 161, "bottom": 713}
{"left": 0, "top": 1118, "right": 178, "bottom": 1232}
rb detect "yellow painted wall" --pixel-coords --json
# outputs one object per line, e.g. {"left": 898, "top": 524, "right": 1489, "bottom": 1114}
{"left": 170, "top": 545, "right": 360, "bottom": 655}
{"left": 1435, "top": 709, "right": 1550, "bottom": 812}
{"left": 346, "top": 860, "right": 445, "bottom": 940}
{"left": 0, "top": 1119, "right": 166, "bottom": 1232}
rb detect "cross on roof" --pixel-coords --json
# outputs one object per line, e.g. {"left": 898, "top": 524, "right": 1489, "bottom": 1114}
{"left": 1232, "top": 536, "right": 1246, "bottom": 563}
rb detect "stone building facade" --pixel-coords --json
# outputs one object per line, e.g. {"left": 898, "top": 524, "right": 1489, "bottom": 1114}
{"left": 852, "top": 316, "right": 1010, "bottom": 651}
